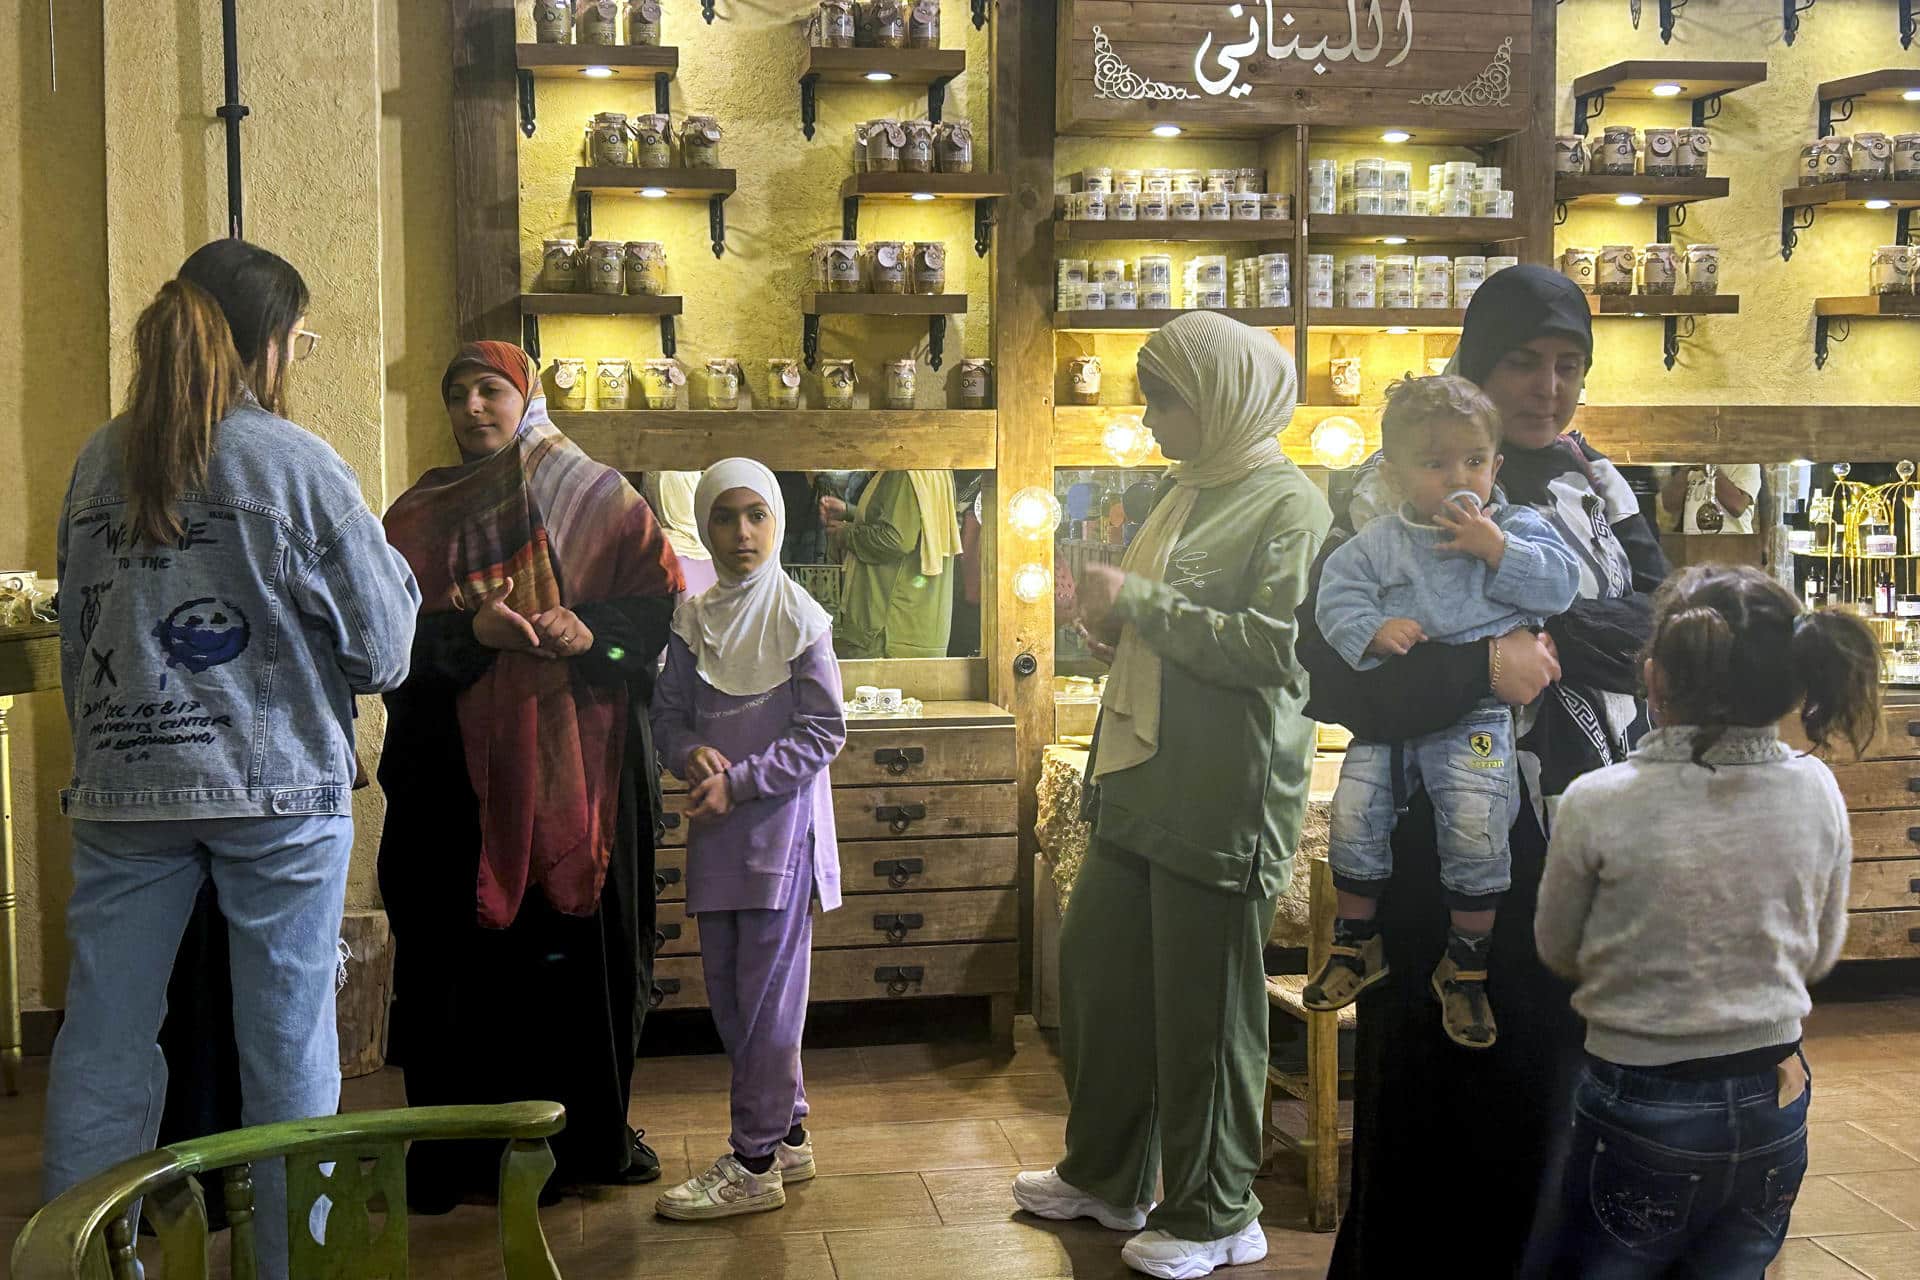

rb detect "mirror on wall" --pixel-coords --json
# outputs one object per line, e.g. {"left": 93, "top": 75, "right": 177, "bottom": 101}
{"left": 633, "top": 468, "right": 986, "bottom": 660}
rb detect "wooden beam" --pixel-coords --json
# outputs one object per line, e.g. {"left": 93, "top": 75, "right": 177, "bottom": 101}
{"left": 451, "top": 0, "right": 522, "bottom": 343}
{"left": 1498, "top": 0, "right": 1555, "bottom": 267}
{"left": 1571, "top": 405, "right": 1920, "bottom": 464}
{"left": 560, "top": 410, "right": 997, "bottom": 470}
{"left": 1054, "top": 404, "right": 1384, "bottom": 467}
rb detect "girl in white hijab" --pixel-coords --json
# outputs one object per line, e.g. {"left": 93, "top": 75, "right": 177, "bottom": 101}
{"left": 649, "top": 458, "right": 847, "bottom": 1223}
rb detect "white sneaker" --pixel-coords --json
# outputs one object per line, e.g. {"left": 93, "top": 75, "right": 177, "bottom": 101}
{"left": 776, "top": 1134, "right": 816, "bottom": 1183}
{"left": 654, "top": 1154, "right": 786, "bottom": 1221}
{"left": 1121, "top": 1220, "right": 1269, "bottom": 1279}
{"left": 1012, "top": 1167, "right": 1152, "bottom": 1231}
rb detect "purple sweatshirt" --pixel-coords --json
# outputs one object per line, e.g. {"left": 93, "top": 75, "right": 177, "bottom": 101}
{"left": 650, "top": 632, "right": 846, "bottom": 914}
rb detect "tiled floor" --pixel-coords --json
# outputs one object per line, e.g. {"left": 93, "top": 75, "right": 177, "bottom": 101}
{"left": 5, "top": 985, "right": 1919, "bottom": 1279}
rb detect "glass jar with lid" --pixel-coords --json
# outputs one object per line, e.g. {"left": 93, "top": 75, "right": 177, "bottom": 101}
{"left": 867, "top": 241, "right": 909, "bottom": 294}
{"left": 909, "top": 0, "right": 940, "bottom": 46}
{"left": 819, "top": 360, "right": 858, "bottom": 409}
{"left": 578, "top": 0, "right": 621, "bottom": 42}
{"left": 534, "top": 0, "right": 575, "bottom": 42}
{"left": 956, "top": 358, "right": 992, "bottom": 409}
{"left": 626, "top": 0, "right": 663, "bottom": 45}
{"left": 631, "top": 115, "right": 674, "bottom": 169}
{"left": 547, "top": 357, "right": 588, "bottom": 410}
{"left": 623, "top": 241, "right": 667, "bottom": 295}
{"left": 822, "top": 240, "right": 863, "bottom": 293}
{"left": 704, "top": 359, "right": 742, "bottom": 411}
{"left": 900, "top": 120, "right": 936, "bottom": 174}
{"left": 1640, "top": 243, "right": 1678, "bottom": 296}
{"left": 588, "top": 113, "right": 632, "bottom": 167}
{"left": 1684, "top": 244, "right": 1718, "bottom": 295}
{"left": 596, "top": 358, "right": 634, "bottom": 410}
{"left": 912, "top": 242, "right": 947, "bottom": 295}
{"left": 1854, "top": 133, "right": 1894, "bottom": 181}
{"left": 882, "top": 358, "right": 917, "bottom": 409}
{"left": 815, "top": 0, "right": 855, "bottom": 46}
{"left": 935, "top": 122, "right": 974, "bottom": 174}
{"left": 539, "top": 239, "right": 580, "bottom": 293}
{"left": 638, "top": 359, "right": 685, "bottom": 409}
{"left": 867, "top": 0, "right": 908, "bottom": 48}
{"left": 865, "top": 120, "right": 904, "bottom": 173}
{"left": 584, "top": 240, "right": 627, "bottom": 295}
{"left": 681, "top": 116, "right": 722, "bottom": 169}
{"left": 1067, "top": 355, "right": 1101, "bottom": 405}
{"left": 1871, "top": 245, "right": 1916, "bottom": 295}
{"left": 1595, "top": 245, "right": 1635, "bottom": 296}
{"left": 766, "top": 359, "right": 804, "bottom": 410}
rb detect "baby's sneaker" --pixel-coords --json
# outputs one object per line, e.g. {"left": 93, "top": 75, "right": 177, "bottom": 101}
{"left": 1121, "top": 1220, "right": 1268, "bottom": 1279}
{"left": 776, "top": 1131, "right": 816, "bottom": 1183}
{"left": 1012, "top": 1168, "right": 1152, "bottom": 1231}
{"left": 655, "top": 1154, "right": 785, "bottom": 1221}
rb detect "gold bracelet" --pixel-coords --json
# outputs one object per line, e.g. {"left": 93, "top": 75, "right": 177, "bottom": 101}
{"left": 1489, "top": 636, "right": 1502, "bottom": 692}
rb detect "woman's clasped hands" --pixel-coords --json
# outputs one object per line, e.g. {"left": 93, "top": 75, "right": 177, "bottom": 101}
{"left": 470, "top": 576, "right": 596, "bottom": 659}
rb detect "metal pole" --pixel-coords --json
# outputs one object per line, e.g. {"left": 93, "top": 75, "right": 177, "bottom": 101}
{"left": 215, "top": 0, "right": 250, "bottom": 240}
{"left": 0, "top": 696, "right": 22, "bottom": 1095}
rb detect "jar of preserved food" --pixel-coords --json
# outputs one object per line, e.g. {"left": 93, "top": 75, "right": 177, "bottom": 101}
{"left": 578, "top": 0, "right": 621, "bottom": 42}
{"left": 1590, "top": 126, "right": 1637, "bottom": 176}
{"left": 1896, "top": 133, "right": 1920, "bottom": 181}
{"left": 1260, "top": 193, "right": 1290, "bottom": 220}
{"left": 623, "top": 241, "right": 667, "bottom": 295}
{"left": 632, "top": 114, "right": 674, "bottom": 168}
{"left": 1201, "top": 191, "right": 1232, "bottom": 221}
{"left": 626, "top": 0, "right": 662, "bottom": 45}
{"left": 1677, "top": 128, "right": 1710, "bottom": 177}
{"left": 956, "top": 358, "right": 992, "bottom": 408}
{"left": 819, "top": 359, "right": 857, "bottom": 409}
{"left": 596, "top": 357, "right": 634, "bottom": 410}
{"left": 823, "top": 240, "right": 863, "bottom": 293}
{"left": 766, "top": 359, "right": 804, "bottom": 409}
{"left": 909, "top": 0, "right": 940, "bottom": 47}
{"left": 1109, "top": 192, "right": 1137, "bottom": 221}
{"left": 588, "top": 112, "right": 632, "bottom": 167}
{"left": 584, "top": 240, "right": 627, "bottom": 294}
{"left": 1231, "top": 193, "right": 1260, "bottom": 221}
{"left": 931, "top": 120, "right": 972, "bottom": 174}
{"left": 1640, "top": 243, "right": 1678, "bottom": 295}
{"left": 1138, "top": 190, "right": 1169, "bottom": 220}
{"left": 548, "top": 357, "right": 588, "bottom": 410}
{"left": 1642, "top": 128, "right": 1680, "bottom": 177}
{"left": 534, "top": 0, "right": 574, "bottom": 42}
{"left": 1818, "top": 137, "right": 1852, "bottom": 183}
{"left": 900, "top": 120, "right": 936, "bottom": 174}
{"left": 1854, "top": 132, "right": 1893, "bottom": 181}
{"left": 704, "top": 359, "right": 742, "bottom": 410}
{"left": 1142, "top": 168, "right": 1172, "bottom": 194}
{"left": 912, "top": 241, "right": 946, "bottom": 295}
{"left": 816, "top": 0, "right": 855, "bottom": 46}
{"left": 639, "top": 359, "right": 685, "bottom": 409}
{"left": 1068, "top": 355, "right": 1101, "bottom": 405}
{"left": 867, "top": 241, "right": 909, "bottom": 294}
{"left": 681, "top": 115, "right": 722, "bottom": 169}
{"left": 1136, "top": 254, "right": 1173, "bottom": 288}
{"left": 1595, "top": 245, "right": 1635, "bottom": 296}
{"left": 868, "top": 0, "right": 908, "bottom": 47}
{"left": 865, "top": 120, "right": 904, "bottom": 172}
{"left": 1114, "top": 169, "right": 1143, "bottom": 193}
{"left": 1871, "top": 245, "right": 1916, "bottom": 295}
{"left": 539, "top": 239, "right": 580, "bottom": 292}
{"left": 882, "top": 358, "right": 916, "bottom": 409}
{"left": 1559, "top": 246, "right": 1596, "bottom": 292}
{"left": 1171, "top": 191, "right": 1201, "bottom": 221}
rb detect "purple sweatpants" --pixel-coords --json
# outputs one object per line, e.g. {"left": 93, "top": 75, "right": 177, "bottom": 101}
{"left": 700, "top": 863, "right": 815, "bottom": 1160}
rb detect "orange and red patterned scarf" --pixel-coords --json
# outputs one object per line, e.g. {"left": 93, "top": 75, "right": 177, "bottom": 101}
{"left": 387, "top": 342, "right": 683, "bottom": 927}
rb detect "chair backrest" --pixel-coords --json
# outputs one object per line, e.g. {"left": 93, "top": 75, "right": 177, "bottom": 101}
{"left": 11, "top": 1103, "right": 567, "bottom": 1280}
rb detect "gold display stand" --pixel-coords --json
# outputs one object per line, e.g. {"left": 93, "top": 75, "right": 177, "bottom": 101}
{"left": 0, "top": 623, "right": 60, "bottom": 1096}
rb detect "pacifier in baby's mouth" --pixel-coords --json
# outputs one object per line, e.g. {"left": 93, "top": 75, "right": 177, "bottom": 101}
{"left": 1445, "top": 490, "right": 1483, "bottom": 512}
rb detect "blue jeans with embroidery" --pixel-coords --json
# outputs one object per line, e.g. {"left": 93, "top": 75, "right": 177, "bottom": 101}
{"left": 1327, "top": 698, "right": 1517, "bottom": 907}
{"left": 1536, "top": 1053, "right": 1811, "bottom": 1279}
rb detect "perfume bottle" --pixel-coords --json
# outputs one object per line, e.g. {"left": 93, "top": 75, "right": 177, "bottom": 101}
{"left": 1875, "top": 571, "right": 1897, "bottom": 616}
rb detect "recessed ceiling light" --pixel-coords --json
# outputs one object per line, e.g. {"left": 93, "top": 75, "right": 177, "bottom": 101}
{"left": 1380, "top": 235, "right": 1410, "bottom": 245}
{"left": 1650, "top": 83, "right": 1685, "bottom": 97}
{"left": 580, "top": 66, "right": 615, "bottom": 78}
{"left": 1615, "top": 193, "right": 1645, "bottom": 206}
{"left": 1865, "top": 198, "right": 1893, "bottom": 210}
{"left": 1151, "top": 124, "right": 1183, "bottom": 138}
{"left": 910, "top": 192, "right": 936, "bottom": 201}
{"left": 639, "top": 187, "right": 668, "bottom": 198}
{"left": 865, "top": 70, "right": 895, "bottom": 82}
{"left": 1792, "top": 457, "right": 1814, "bottom": 466}
{"left": 1381, "top": 129, "right": 1412, "bottom": 143}
{"left": 1904, "top": 89, "right": 1920, "bottom": 101}
{"left": 1385, "top": 326, "right": 1411, "bottom": 334}
{"left": 1632, "top": 311, "right": 1648, "bottom": 317}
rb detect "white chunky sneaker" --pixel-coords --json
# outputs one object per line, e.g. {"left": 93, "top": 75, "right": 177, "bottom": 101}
{"left": 654, "top": 1154, "right": 785, "bottom": 1221}
{"left": 776, "top": 1133, "right": 816, "bottom": 1183}
{"left": 1121, "top": 1220, "right": 1269, "bottom": 1279}
{"left": 1011, "top": 1168, "right": 1152, "bottom": 1232}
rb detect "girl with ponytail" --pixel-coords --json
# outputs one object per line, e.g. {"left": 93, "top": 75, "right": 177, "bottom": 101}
{"left": 1530, "top": 564, "right": 1879, "bottom": 1277}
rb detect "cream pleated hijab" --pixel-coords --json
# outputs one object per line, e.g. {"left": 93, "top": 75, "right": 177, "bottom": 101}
{"left": 1093, "top": 312, "right": 1296, "bottom": 779}
{"left": 671, "top": 458, "right": 833, "bottom": 697}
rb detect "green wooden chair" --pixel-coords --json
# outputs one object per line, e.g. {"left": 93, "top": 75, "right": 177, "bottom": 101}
{"left": 10, "top": 1102, "right": 566, "bottom": 1280}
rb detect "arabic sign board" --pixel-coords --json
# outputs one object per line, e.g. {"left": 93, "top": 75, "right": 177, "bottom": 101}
{"left": 1058, "top": 0, "right": 1535, "bottom": 137}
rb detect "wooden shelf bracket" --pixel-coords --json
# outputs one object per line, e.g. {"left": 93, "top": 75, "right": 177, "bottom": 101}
{"left": 1663, "top": 315, "right": 1696, "bottom": 371}
{"left": 1573, "top": 89, "right": 1606, "bottom": 136}
{"left": 518, "top": 70, "right": 536, "bottom": 138}
{"left": 1815, "top": 315, "right": 1848, "bottom": 369}
{"left": 1784, "top": 0, "right": 1817, "bottom": 45}
{"left": 1821, "top": 92, "right": 1857, "bottom": 139}
{"left": 1781, "top": 205, "right": 1817, "bottom": 261}
{"left": 1659, "top": 0, "right": 1686, "bottom": 43}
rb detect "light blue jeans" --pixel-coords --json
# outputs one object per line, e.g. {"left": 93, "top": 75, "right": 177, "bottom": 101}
{"left": 43, "top": 815, "right": 352, "bottom": 1280}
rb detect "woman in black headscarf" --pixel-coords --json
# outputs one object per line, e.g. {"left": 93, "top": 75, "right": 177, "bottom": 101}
{"left": 1297, "top": 266, "right": 1669, "bottom": 1276}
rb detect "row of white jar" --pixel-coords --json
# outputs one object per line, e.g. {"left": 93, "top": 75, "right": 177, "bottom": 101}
{"left": 544, "top": 356, "right": 992, "bottom": 411}
{"left": 1072, "top": 166, "right": 1267, "bottom": 195}
{"left": 1063, "top": 189, "right": 1289, "bottom": 222}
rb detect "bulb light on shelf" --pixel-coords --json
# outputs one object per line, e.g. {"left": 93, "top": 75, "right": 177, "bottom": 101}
{"left": 1650, "top": 83, "right": 1685, "bottom": 97}
{"left": 865, "top": 70, "right": 895, "bottom": 81}
{"left": 1151, "top": 123, "right": 1183, "bottom": 138}
{"left": 1791, "top": 457, "right": 1814, "bottom": 467}
{"left": 1905, "top": 89, "right": 1920, "bottom": 101}
{"left": 1012, "top": 562, "right": 1052, "bottom": 604}
{"left": 1102, "top": 414, "right": 1157, "bottom": 467}
{"left": 1384, "top": 326, "right": 1411, "bottom": 334}
{"left": 1614, "top": 194, "right": 1645, "bottom": 207}
{"left": 1007, "top": 486, "right": 1063, "bottom": 539}
{"left": 1381, "top": 129, "right": 1412, "bottom": 143}
{"left": 1380, "top": 235, "right": 1409, "bottom": 245}
{"left": 581, "top": 66, "right": 616, "bottom": 78}
{"left": 639, "top": 187, "right": 668, "bottom": 199}
{"left": 1865, "top": 198, "right": 1893, "bottom": 210}
{"left": 1310, "top": 416, "right": 1368, "bottom": 469}
{"left": 911, "top": 192, "right": 936, "bottom": 201}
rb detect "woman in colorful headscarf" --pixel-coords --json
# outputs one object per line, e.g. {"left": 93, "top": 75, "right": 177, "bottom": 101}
{"left": 819, "top": 469, "right": 961, "bottom": 658}
{"left": 377, "top": 341, "right": 684, "bottom": 1208}
{"left": 1293, "top": 266, "right": 1669, "bottom": 1277}
{"left": 1013, "top": 313, "right": 1331, "bottom": 1280}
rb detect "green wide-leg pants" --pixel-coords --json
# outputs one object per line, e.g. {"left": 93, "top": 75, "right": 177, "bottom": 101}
{"left": 1055, "top": 839, "right": 1277, "bottom": 1242}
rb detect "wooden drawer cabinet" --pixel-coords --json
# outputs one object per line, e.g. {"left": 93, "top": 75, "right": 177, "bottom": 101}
{"left": 1848, "top": 860, "right": 1920, "bottom": 912}
{"left": 1826, "top": 760, "right": 1920, "bottom": 812}
{"left": 1839, "top": 909, "right": 1920, "bottom": 961}
{"left": 834, "top": 782, "right": 1018, "bottom": 841}
{"left": 1782, "top": 704, "right": 1920, "bottom": 762}
{"left": 1843, "top": 810, "right": 1920, "bottom": 861}
{"left": 847, "top": 836, "right": 1018, "bottom": 893}
{"left": 836, "top": 725, "right": 1015, "bottom": 786}
{"left": 813, "top": 888, "right": 1018, "bottom": 949}
{"left": 649, "top": 943, "right": 1021, "bottom": 1012}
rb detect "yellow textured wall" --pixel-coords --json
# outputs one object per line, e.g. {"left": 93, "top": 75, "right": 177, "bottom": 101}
{"left": 1557, "top": 0, "right": 1920, "bottom": 405}
{"left": 519, "top": 1, "right": 991, "bottom": 407}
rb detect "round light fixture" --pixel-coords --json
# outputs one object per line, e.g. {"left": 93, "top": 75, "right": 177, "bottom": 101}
{"left": 1380, "top": 235, "right": 1410, "bottom": 245}
{"left": 1007, "top": 486, "right": 1064, "bottom": 539}
{"left": 1151, "top": 123, "right": 1183, "bottom": 138}
{"left": 1101, "top": 414, "right": 1158, "bottom": 467}
{"left": 1650, "top": 83, "right": 1685, "bottom": 97}
{"left": 1614, "top": 193, "right": 1645, "bottom": 206}
{"left": 1384, "top": 326, "right": 1412, "bottom": 335}
{"left": 1381, "top": 129, "right": 1412, "bottom": 143}
{"left": 865, "top": 70, "right": 895, "bottom": 82}
{"left": 1904, "top": 89, "right": 1920, "bottom": 101}
{"left": 910, "top": 192, "right": 936, "bottom": 202}
{"left": 639, "top": 187, "right": 669, "bottom": 199}
{"left": 1309, "top": 416, "right": 1368, "bottom": 469}
{"left": 1011, "top": 562, "right": 1052, "bottom": 604}
{"left": 1865, "top": 198, "right": 1893, "bottom": 210}
{"left": 580, "top": 66, "right": 616, "bottom": 78}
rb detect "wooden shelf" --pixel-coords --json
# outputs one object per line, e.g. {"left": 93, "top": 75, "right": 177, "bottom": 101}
{"left": 1310, "top": 308, "right": 1466, "bottom": 332}
{"left": 520, "top": 293, "right": 683, "bottom": 316}
{"left": 1587, "top": 294, "right": 1741, "bottom": 316}
{"left": 1571, "top": 61, "right": 1767, "bottom": 102}
{"left": 806, "top": 293, "right": 969, "bottom": 316}
{"left": 802, "top": 47, "right": 966, "bottom": 84}
{"left": 841, "top": 173, "right": 1011, "bottom": 200}
{"left": 1815, "top": 295, "right": 1920, "bottom": 317}
{"left": 573, "top": 167, "right": 737, "bottom": 197}
{"left": 1783, "top": 181, "right": 1920, "bottom": 211}
{"left": 559, "top": 409, "right": 996, "bottom": 471}
{"left": 515, "top": 43, "right": 678, "bottom": 78}
{"left": 1053, "top": 404, "right": 1382, "bottom": 468}
{"left": 1556, "top": 175, "right": 1730, "bottom": 207}
{"left": 1054, "top": 307, "right": 1294, "bottom": 332}
{"left": 1307, "top": 215, "right": 1524, "bottom": 246}
{"left": 1818, "top": 71, "right": 1920, "bottom": 105}
{"left": 1054, "top": 220, "right": 1295, "bottom": 243}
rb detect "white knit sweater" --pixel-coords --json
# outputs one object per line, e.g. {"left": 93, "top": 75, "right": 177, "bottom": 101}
{"left": 1535, "top": 725, "right": 1853, "bottom": 1067}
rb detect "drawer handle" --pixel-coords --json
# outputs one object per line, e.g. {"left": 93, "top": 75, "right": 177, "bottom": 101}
{"left": 875, "top": 964, "right": 926, "bottom": 996}
{"left": 654, "top": 865, "right": 683, "bottom": 894}
{"left": 876, "top": 802, "right": 927, "bottom": 834}
{"left": 1908, "top": 720, "right": 1920, "bottom": 739}
{"left": 1909, "top": 778, "right": 1920, "bottom": 795}
{"left": 875, "top": 856, "right": 926, "bottom": 888}
{"left": 653, "top": 922, "right": 683, "bottom": 950}
{"left": 1911, "top": 928, "right": 1920, "bottom": 945}
{"left": 875, "top": 746, "right": 926, "bottom": 776}
{"left": 873, "top": 912, "right": 925, "bottom": 943}
{"left": 661, "top": 812, "right": 682, "bottom": 830}
{"left": 648, "top": 978, "right": 682, "bottom": 1008}
{"left": 1909, "top": 827, "right": 1920, "bottom": 846}
{"left": 1910, "top": 877, "right": 1920, "bottom": 895}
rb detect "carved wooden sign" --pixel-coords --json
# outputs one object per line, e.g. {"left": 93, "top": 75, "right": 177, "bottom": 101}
{"left": 1058, "top": 0, "right": 1535, "bottom": 136}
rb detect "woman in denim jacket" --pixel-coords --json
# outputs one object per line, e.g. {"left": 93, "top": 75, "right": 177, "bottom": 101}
{"left": 42, "top": 240, "right": 422, "bottom": 1279}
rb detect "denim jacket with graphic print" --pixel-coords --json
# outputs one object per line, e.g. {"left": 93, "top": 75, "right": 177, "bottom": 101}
{"left": 57, "top": 400, "right": 422, "bottom": 820}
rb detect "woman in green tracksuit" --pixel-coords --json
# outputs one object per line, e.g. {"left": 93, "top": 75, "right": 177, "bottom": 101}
{"left": 1014, "top": 312, "right": 1331, "bottom": 1280}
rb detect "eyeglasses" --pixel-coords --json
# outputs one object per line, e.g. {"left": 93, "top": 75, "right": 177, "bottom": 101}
{"left": 293, "top": 329, "right": 322, "bottom": 362}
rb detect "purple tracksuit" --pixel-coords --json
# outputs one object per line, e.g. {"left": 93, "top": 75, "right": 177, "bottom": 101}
{"left": 650, "top": 632, "right": 845, "bottom": 1158}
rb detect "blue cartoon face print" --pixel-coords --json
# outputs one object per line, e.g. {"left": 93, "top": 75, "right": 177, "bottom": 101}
{"left": 152, "top": 598, "right": 252, "bottom": 673}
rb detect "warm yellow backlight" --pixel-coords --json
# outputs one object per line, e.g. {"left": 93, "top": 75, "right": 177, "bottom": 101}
{"left": 1007, "top": 486, "right": 1063, "bottom": 538}
{"left": 1012, "top": 563, "right": 1052, "bottom": 604}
